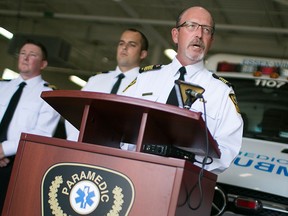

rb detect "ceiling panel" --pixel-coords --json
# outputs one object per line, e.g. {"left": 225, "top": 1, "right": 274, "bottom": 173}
{"left": 0, "top": 0, "right": 288, "bottom": 89}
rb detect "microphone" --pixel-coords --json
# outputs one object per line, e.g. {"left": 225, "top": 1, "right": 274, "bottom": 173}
{"left": 183, "top": 88, "right": 203, "bottom": 109}
{"left": 174, "top": 80, "right": 205, "bottom": 109}
{"left": 185, "top": 89, "right": 203, "bottom": 99}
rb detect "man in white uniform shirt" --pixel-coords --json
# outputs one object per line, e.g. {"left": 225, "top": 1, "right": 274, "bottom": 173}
{"left": 125, "top": 6, "right": 243, "bottom": 174}
{"left": 0, "top": 40, "right": 60, "bottom": 212}
{"left": 65, "top": 28, "right": 149, "bottom": 142}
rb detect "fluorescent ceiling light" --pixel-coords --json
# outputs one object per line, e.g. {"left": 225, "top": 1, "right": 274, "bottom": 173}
{"left": 69, "top": 75, "right": 87, "bottom": 87}
{"left": 0, "top": 27, "right": 13, "bottom": 39}
{"left": 2, "top": 68, "right": 19, "bottom": 79}
{"left": 164, "top": 49, "right": 177, "bottom": 60}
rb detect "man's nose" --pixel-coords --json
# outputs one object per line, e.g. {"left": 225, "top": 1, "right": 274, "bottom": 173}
{"left": 122, "top": 44, "right": 128, "bottom": 50}
{"left": 194, "top": 26, "right": 203, "bottom": 38}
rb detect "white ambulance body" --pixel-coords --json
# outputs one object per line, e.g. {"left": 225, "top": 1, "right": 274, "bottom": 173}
{"left": 206, "top": 54, "right": 288, "bottom": 216}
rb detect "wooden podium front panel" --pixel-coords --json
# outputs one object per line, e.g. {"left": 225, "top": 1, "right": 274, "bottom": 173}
{"left": 4, "top": 134, "right": 217, "bottom": 216}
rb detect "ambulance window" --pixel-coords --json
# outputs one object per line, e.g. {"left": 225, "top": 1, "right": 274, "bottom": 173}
{"left": 229, "top": 77, "right": 288, "bottom": 143}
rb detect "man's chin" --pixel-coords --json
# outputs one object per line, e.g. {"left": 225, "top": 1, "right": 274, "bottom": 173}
{"left": 189, "top": 53, "right": 204, "bottom": 62}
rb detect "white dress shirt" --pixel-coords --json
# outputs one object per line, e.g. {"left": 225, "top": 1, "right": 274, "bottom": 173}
{"left": 125, "top": 57, "right": 243, "bottom": 174}
{"left": 0, "top": 75, "right": 60, "bottom": 156}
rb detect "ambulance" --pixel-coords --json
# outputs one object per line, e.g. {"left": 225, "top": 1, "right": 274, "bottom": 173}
{"left": 206, "top": 54, "right": 288, "bottom": 216}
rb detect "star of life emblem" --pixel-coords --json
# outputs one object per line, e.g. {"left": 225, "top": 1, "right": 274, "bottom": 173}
{"left": 70, "top": 180, "right": 100, "bottom": 214}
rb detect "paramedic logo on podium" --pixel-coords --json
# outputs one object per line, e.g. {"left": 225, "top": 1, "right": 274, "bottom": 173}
{"left": 41, "top": 163, "right": 135, "bottom": 216}
{"left": 70, "top": 180, "right": 100, "bottom": 214}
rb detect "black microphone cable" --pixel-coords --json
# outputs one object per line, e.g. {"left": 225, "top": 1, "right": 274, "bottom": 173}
{"left": 186, "top": 95, "right": 212, "bottom": 211}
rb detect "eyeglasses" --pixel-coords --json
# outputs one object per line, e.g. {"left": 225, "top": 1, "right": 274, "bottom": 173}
{"left": 176, "top": 21, "right": 214, "bottom": 36}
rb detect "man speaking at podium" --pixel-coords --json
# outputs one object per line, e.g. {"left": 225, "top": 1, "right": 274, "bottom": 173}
{"left": 125, "top": 6, "right": 243, "bottom": 174}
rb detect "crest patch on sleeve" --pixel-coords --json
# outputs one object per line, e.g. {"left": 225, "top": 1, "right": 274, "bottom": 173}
{"left": 229, "top": 93, "right": 240, "bottom": 113}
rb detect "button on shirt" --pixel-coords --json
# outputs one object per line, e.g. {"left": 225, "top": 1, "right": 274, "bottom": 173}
{"left": 65, "top": 66, "right": 140, "bottom": 141}
{"left": 0, "top": 76, "right": 60, "bottom": 156}
{"left": 126, "top": 57, "right": 243, "bottom": 174}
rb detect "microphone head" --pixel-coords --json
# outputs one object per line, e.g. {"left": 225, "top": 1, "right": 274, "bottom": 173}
{"left": 185, "top": 89, "right": 203, "bottom": 98}
{"left": 174, "top": 80, "right": 205, "bottom": 108}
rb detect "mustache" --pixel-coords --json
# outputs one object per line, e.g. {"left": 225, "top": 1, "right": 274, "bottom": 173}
{"left": 189, "top": 38, "right": 205, "bottom": 49}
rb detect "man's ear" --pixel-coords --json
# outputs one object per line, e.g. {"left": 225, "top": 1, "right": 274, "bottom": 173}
{"left": 41, "top": 60, "right": 48, "bottom": 70}
{"left": 140, "top": 50, "right": 148, "bottom": 60}
{"left": 171, "top": 28, "right": 179, "bottom": 44}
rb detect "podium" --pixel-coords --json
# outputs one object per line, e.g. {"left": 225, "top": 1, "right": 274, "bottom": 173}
{"left": 3, "top": 91, "right": 221, "bottom": 216}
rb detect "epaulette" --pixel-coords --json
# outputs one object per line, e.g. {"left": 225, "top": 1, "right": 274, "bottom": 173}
{"left": 139, "top": 64, "right": 162, "bottom": 73}
{"left": 0, "top": 78, "right": 11, "bottom": 82}
{"left": 94, "top": 71, "right": 110, "bottom": 75}
{"left": 44, "top": 83, "right": 57, "bottom": 90}
{"left": 212, "top": 73, "right": 233, "bottom": 88}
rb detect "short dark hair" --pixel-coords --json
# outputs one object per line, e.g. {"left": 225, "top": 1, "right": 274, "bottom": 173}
{"left": 126, "top": 28, "right": 149, "bottom": 51}
{"left": 19, "top": 39, "right": 48, "bottom": 60}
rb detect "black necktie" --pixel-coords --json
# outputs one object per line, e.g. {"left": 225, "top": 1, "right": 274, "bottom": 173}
{"left": 0, "top": 82, "right": 26, "bottom": 142}
{"left": 166, "top": 66, "right": 186, "bottom": 106}
{"left": 110, "top": 73, "right": 125, "bottom": 94}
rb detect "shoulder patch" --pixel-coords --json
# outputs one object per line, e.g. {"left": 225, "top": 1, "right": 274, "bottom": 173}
{"left": 229, "top": 93, "right": 240, "bottom": 113}
{"left": 139, "top": 64, "right": 162, "bottom": 73}
{"left": 44, "top": 83, "right": 57, "bottom": 90}
{"left": 212, "top": 73, "right": 232, "bottom": 87}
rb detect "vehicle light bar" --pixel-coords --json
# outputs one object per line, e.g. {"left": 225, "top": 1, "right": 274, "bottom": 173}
{"left": 215, "top": 61, "right": 287, "bottom": 78}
